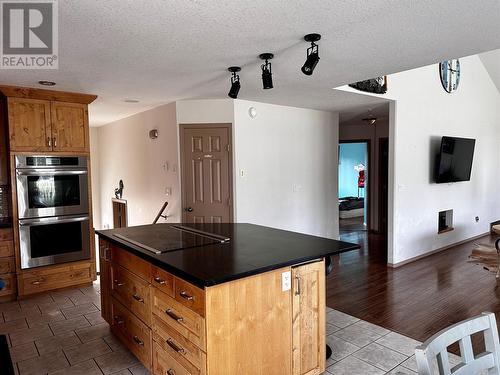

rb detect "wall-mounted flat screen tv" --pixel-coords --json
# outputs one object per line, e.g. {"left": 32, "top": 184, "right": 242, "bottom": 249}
{"left": 435, "top": 136, "right": 475, "bottom": 183}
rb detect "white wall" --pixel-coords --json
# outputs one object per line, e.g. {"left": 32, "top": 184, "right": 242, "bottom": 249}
{"left": 176, "top": 99, "right": 234, "bottom": 124}
{"left": 233, "top": 100, "right": 339, "bottom": 239}
{"left": 390, "top": 55, "right": 500, "bottom": 264}
{"left": 96, "top": 102, "right": 181, "bottom": 228}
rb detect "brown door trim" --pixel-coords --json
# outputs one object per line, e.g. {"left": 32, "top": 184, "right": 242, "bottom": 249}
{"left": 179, "top": 123, "right": 234, "bottom": 223}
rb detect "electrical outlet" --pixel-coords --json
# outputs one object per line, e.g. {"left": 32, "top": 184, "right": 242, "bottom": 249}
{"left": 165, "top": 187, "right": 172, "bottom": 196}
{"left": 282, "top": 271, "right": 291, "bottom": 292}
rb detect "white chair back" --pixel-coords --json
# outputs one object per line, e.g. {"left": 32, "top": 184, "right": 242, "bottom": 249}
{"left": 415, "top": 312, "right": 500, "bottom": 375}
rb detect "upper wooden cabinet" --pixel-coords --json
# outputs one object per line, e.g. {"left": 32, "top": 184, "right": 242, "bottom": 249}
{"left": 0, "top": 85, "right": 97, "bottom": 154}
{"left": 7, "top": 98, "right": 52, "bottom": 152}
{"left": 51, "top": 102, "right": 89, "bottom": 152}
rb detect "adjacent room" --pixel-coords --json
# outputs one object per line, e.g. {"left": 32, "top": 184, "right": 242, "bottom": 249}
{"left": 0, "top": 1, "right": 499, "bottom": 375}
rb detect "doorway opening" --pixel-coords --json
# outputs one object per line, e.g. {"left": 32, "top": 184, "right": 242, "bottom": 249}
{"left": 338, "top": 142, "right": 369, "bottom": 232}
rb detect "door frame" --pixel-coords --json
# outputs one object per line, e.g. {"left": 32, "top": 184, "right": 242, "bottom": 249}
{"left": 179, "top": 123, "right": 234, "bottom": 223}
{"left": 338, "top": 139, "right": 371, "bottom": 231}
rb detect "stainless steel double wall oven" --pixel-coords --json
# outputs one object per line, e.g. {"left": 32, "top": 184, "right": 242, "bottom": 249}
{"left": 16, "top": 156, "right": 90, "bottom": 269}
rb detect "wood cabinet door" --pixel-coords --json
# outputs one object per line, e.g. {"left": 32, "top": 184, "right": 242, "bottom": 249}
{"left": 292, "top": 260, "right": 326, "bottom": 375}
{"left": 51, "top": 101, "right": 89, "bottom": 152}
{"left": 7, "top": 97, "right": 52, "bottom": 152}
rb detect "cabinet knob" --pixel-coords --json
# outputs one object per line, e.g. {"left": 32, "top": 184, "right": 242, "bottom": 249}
{"left": 114, "top": 280, "right": 124, "bottom": 287}
{"left": 47, "top": 137, "right": 52, "bottom": 147}
{"left": 53, "top": 137, "right": 57, "bottom": 147}
{"left": 167, "top": 370, "right": 175, "bottom": 375}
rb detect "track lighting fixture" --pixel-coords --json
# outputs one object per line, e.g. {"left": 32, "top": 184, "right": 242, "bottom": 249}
{"left": 301, "top": 33, "right": 321, "bottom": 75}
{"left": 259, "top": 53, "right": 274, "bottom": 89}
{"left": 227, "top": 66, "right": 241, "bottom": 99}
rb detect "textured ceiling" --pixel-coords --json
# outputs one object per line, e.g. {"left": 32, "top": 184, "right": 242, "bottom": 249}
{"left": 0, "top": 0, "right": 499, "bottom": 126}
{"left": 480, "top": 49, "right": 500, "bottom": 92}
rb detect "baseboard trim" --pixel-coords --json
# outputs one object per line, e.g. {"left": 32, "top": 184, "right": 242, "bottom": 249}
{"left": 388, "top": 231, "right": 490, "bottom": 268}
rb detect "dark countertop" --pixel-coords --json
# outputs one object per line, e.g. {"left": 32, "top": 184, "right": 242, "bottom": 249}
{"left": 0, "top": 218, "right": 12, "bottom": 229}
{"left": 96, "top": 223, "right": 360, "bottom": 288}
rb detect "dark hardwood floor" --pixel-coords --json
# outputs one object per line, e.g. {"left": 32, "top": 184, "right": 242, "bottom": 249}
{"left": 327, "top": 230, "right": 500, "bottom": 352}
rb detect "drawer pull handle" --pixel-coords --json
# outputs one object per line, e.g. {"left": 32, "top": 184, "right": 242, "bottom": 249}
{"left": 132, "top": 294, "right": 144, "bottom": 303}
{"left": 31, "top": 279, "right": 44, "bottom": 285}
{"left": 179, "top": 291, "right": 194, "bottom": 301}
{"left": 154, "top": 276, "right": 166, "bottom": 285}
{"left": 167, "top": 370, "right": 175, "bottom": 375}
{"left": 295, "top": 275, "right": 301, "bottom": 296}
{"left": 114, "top": 280, "right": 125, "bottom": 287}
{"left": 132, "top": 335, "right": 144, "bottom": 346}
{"left": 165, "top": 309, "right": 184, "bottom": 323}
{"left": 166, "top": 338, "right": 185, "bottom": 354}
{"left": 113, "top": 315, "right": 124, "bottom": 325}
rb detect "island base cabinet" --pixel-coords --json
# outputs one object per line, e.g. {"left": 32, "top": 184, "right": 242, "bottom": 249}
{"left": 204, "top": 266, "right": 293, "bottom": 375}
{"left": 292, "top": 261, "right": 326, "bottom": 375}
{"left": 99, "top": 239, "right": 327, "bottom": 375}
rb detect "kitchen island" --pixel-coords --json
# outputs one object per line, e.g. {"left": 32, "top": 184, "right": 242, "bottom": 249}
{"left": 96, "top": 223, "right": 359, "bottom": 375}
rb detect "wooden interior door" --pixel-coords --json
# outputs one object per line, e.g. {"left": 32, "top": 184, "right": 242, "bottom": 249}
{"left": 180, "top": 124, "right": 232, "bottom": 223}
{"left": 292, "top": 260, "right": 326, "bottom": 375}
{"left": 51, "top": 101, "right": 88, "bottom": 152}
{"left": 7, "top": 98, "right": 52, "bottom": 152}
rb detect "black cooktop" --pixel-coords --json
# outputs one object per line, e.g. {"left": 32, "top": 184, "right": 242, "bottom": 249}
{"left": 96, "top": 223, "right": 360, "bottom": 288}
{"left": 113, "top": 225, "right": 229, "bottom": 254}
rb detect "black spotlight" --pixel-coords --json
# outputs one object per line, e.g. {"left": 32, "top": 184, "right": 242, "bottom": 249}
{"left": 301, "top": 33, "right": 321, "bottom": 75}
{"left": 259, "top": 53, "right": 274, "bottom": 89}
{"left": 228, "top": 66, "right": 241, "bottom": 99}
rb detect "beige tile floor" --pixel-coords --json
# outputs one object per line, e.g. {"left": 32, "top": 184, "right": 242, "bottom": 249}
{"left": 0, "top": 281, "right": 462, "bottom": 375}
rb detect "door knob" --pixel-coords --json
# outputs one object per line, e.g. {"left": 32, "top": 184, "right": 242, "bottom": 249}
{"left": 185, "top": 207, "right": 193, "bottom": 212}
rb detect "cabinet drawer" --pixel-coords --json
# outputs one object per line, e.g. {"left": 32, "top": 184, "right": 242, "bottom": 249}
{"left": 153, "top": 315, "right": 206, "bottom": 375}
{"left": 153, "top": 341, "right": 191, "bottom": 375}
{"left": 174, "top": 277, "right": 205, "bottom": 317}
{"left": 111, "top": 263, "right": 151, "bottom": 325}
{"left": 111, "top": 297, "right": 152, "bottom": 369}
{"left": 19, "top": 262, "right": 92, "bottom": 295}
{"left": 151, "top": 266, "right": 174, "bottom": 297}
{"left": 0, "top": 257, "right": 15, "bottom": 274}
{"left": 0, "top": 241, "right": 14, "bottom": 258}
{"left": 152, "top": 287, "right": 206, "bottom": 350}
{"left": 0, "top": 273, "right": 16, "bottom": 297}
{"left": 0, "top": 229, "right": 13, "bottom": 241}
{"left": 111, "top": 245, "right": 151, "bottom": 281}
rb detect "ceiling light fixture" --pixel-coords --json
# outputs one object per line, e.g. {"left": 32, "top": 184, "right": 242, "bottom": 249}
{"left": 259, "top": 53, "right": 274, "bottom": 90}
{"left": 228, "top": 66, "right": 241, "bottom": 99}
{"left": 38, "top": 80, "right": 56, "bottom": 86}
{"left": 301, "top": 33, "right": 321, "bottom": 76}
{"left": 362, "top": 117, "right": 377, "bottom": 126}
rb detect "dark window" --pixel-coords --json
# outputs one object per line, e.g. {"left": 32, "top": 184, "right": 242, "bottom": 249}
{"left": 27, "top": 175, "right": 81, "bottom": 209}
{"left": 29, "top": 221, "right": 83, "bottom": 258}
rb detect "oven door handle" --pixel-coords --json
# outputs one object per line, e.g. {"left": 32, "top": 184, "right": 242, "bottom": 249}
{"left": 16, "top": 170, "right": 88, "bottom": 176}
{"left": 19, "top": 215, "right": 89, "bottom": 227}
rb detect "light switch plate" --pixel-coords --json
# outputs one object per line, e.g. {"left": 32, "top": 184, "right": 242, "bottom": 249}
{"left": 282, "top": 271, "right": 291, "bottom": 292}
